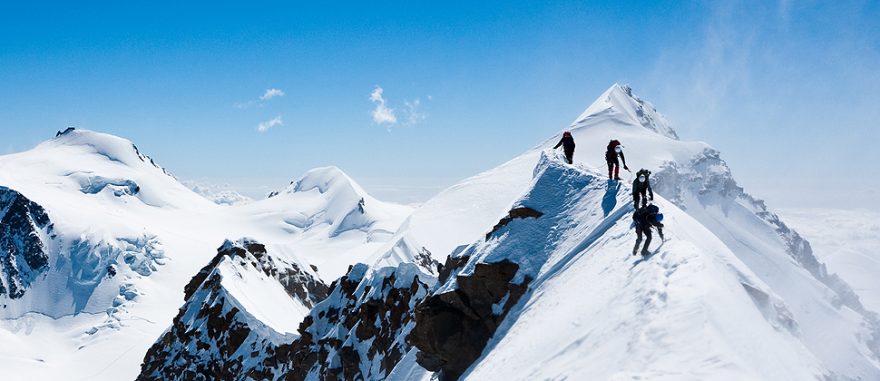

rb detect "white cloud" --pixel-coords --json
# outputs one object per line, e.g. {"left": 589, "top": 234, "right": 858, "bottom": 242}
{"left": 182, "top": 180, "right": 254, "bottom": 206}
{"left": 260, "top": 88, "right": 285, "bottom": 101}
{"left": 370, "top": 86, "right": 397, "bottom": 126}
{"left": 404, "top": 99, "right": 426, "bottom": 126}
{"left": 235, "top": 88, "right": 285, "bottom": 108}
{"left": 369, "top": 86, "right": 430, "bottom": 130}
{"left": 257, "top": 115, "right": 283, "bottom": 133}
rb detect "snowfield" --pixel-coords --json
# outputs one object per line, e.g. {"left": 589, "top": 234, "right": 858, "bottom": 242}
{"left": 0, "top": 129, "right": 413, "bottom": 380}
{"left": 1, "top": 84, "right": 877, "bottom": 380}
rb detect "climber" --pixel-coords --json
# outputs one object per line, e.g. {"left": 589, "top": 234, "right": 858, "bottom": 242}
{"left": 605, "top": 139, "right": 629, "bottom": 180}
{"left": 632, "top": 169, "right": 654, "bottom": 209}
{"left": 632, "top": 204, "right": 664, "bottom": 256}
{"left": 553, "top": 131, "right": 576, "bottom": 164}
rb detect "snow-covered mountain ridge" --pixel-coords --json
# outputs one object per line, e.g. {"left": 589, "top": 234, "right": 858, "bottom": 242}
{"left": 2, "top": 83, "right": 878, "bottom": 380}
{"left": 136, "top": 84, "right": 879, "bottom": 380}
{"left": 401, "top": 152, "right": 850, "bottom": 380}
{"left": 138, "top": 238, "right": 328, "bottom": 380}
{"left": 392, "top": 83, "right": 880, "bottom": 380}
{"left": 0, "top": 129, "right": 416, "bottom": 380}
{"left": 138, "top": 237, "right": 434, "bottom": 381}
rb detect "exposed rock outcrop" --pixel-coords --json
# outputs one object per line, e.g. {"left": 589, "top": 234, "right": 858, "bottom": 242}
{"left": 407, "top": 155, "right": 583, "bottom": 380}
{"left": 138, "top": 239, "right": 328, "bottom": 380}
{"left": 486, "top": 207, "right": 543, "bottom": 240}
{"left": 0, "top": 186, "right": 54, "bottom": 299}
{"left": 262, "top": 262, "right": 433, "bottom": 381}
{"left": 409, "top": 260, "right": 530, "bottom": 381}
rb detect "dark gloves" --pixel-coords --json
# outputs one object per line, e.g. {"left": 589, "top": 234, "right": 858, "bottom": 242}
{"left": 624, "top": 166, "right": 629, "bottom": 171}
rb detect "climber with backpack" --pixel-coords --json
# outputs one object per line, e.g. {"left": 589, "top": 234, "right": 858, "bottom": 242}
{"left": 632, "top": 204, "right": 665, "bottom": 256}
{"left": 632, "top": 169, "right": 654, "bottom": 210}
{"left": 554, "top": 131, "right": 576, "bottom": 164}
{"left": 605, "top": 139, "right": 629, "bottom": 180}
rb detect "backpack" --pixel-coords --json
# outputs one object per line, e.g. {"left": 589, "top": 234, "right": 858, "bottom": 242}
{"left": 633, "top": 204, "right": 660, "bottom": 225}
{"left": 607, "top": 140, "right": 620, "bottom": 152}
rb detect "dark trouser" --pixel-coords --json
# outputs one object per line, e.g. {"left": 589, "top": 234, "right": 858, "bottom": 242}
{"left": 564, "top": 149, "right": 574, "bottom": 164}
{"left": 634, "top": 190, "right": 647, "bottom": 209}
{"left": 633, "top": 224, "right": 652, "bottom": 255}
{"left": 607, "top": 159, "right": 620, "bottom": 179}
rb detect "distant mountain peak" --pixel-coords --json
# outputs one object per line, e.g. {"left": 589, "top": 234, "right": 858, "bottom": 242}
{"left": 42, "top": 128, "right": 169, "bottom": 174}
{"left": 286, "top": 166, "right": 366, "bottom": 196}
{"left": 571, "top": 83, "right": 679, "bottom": 140}
{"left": 262, "top": 166, "right": 400, "bottom": 239}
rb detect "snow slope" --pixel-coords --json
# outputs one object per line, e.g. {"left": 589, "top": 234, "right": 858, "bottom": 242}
{"left": 410, "top": 152, "right": 834, "bottom": 380}
{"left": 0, "top": 129, "right": 414, "bottom": 380}
{"left": 395, "top": 84, "right": 879, "bottom": 380}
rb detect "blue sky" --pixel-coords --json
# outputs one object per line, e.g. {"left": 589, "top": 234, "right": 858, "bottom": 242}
{"left": 1, "top": 1, "right": 878, "bottom": 209}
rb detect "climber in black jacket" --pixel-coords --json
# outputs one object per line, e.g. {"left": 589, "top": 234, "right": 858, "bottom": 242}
{"left": 553, "top": 131, "right": 576, "bottom": 164}
{"left": 632, "top": 204, "right": 664, "bottom": 256}
{"left": 632, "top": 169, "right": 654, "bottom": 210}
{"left": 605, "top": 139, "right": 629, "bottom": 180}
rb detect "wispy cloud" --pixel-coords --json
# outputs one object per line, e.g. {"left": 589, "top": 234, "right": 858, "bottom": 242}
{"left": 369, "top": 86, "right": 429, "bottom": 130}
{"left": 404, "top": 99, "right": 426, "bottom": 126}
{"left": 257, "top": 115, "right": 283, "bottom": 133}
{"left": 645, "top": 2, "right": 758, "bottom": 136}
{"left": 182, "top": 179, "right": 254, "bottom": 206}
{"left": 260, "top": 88, "right": 285, "bottom": 101}
{"left": 236, "top": 88, "right": 286, "bottom": 108}
{"left": 370, "top": 86, "right": 397, "bottom": 126}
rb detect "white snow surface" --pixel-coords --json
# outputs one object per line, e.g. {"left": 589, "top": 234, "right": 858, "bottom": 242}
{"left": 214, "top": 249, "right": 310, "bottom": 335}
{"left": 448, "top": 152, "right": 828, "bottom": 380}
{"left": 0, "top": 129, "right": 412, "bottom": 380}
